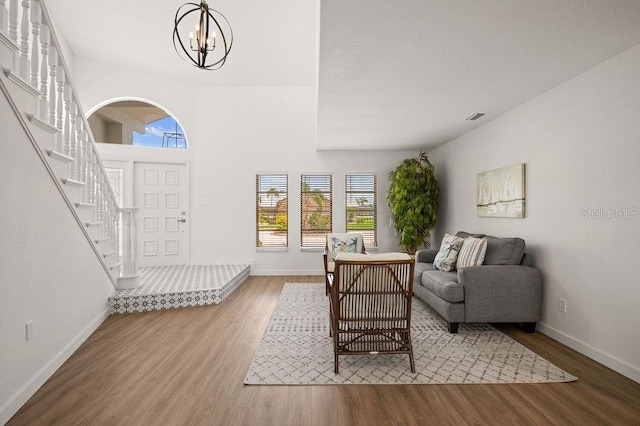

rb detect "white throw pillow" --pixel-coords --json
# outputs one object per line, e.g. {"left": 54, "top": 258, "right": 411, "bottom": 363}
{"left": 330, "top": 236, "right": 358, "bottom": 261}
{"left": 456, "top": 237, "right": 488, "bottom": 268}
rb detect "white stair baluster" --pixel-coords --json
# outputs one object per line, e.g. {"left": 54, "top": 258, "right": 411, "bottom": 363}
{"left": 95, "top": 170, "right": 103, "bottom": 226}
{"left": 47, "top": 44, "right": 56, "bottom": 126}
{"left": 1, "top": 0, "right": 8, "bottom": 36}
{"left": 8, "top": 0, "right": 17, "bottom": 73}
{"left": 18, "top": 0, "right": 30, "bottom": 80}
{"left": 8, "top": 0, "right": 17, "bottom": 44}
{"left": 130, "top": 210, "right": 138, "bottom": 275}
{"left": 68, "top": 100, "right": 77, "bottom": 179}
{"left": 111, "top": 203, "right": 118, "bottom": 254}
{"left": 121, "top": 209, "right": 139, "bottom": 277}
{"left": 87, "top": 148, "right": 95, "bottom": 205}
{"left": 38, "top": 22, "right": 49, "bottom": 121}
{"left": 62, "top": 81, "right": 71, "bottom": 156}
{"left": 76, "top": 117, "right": 85, "bottom": 183}
{"left": 55, "top": 65, "right": 64, "bottom": 152}
{"left": 29, "top": 0, "right": 39, "bottom": 88}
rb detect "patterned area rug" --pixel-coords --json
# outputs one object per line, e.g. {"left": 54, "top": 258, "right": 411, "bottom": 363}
{"left": 244, "top": 283, "right": 577, "bottom": 385}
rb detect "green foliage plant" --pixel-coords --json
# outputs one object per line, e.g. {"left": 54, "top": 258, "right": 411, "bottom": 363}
{"left": 387, "top": 151, "right": 439, "bottom": 253}
{"left": 276, "top": 214, "right": 288, "bottom": 231}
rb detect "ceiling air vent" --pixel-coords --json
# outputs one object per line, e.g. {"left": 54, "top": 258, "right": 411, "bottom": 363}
{"left": 465, "top": 112, "right": 485, "bottom": 121}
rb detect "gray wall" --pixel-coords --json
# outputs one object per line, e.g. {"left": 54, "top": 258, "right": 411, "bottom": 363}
{"left": 0, "top": 90, "right": 114, "bottom": 423}
{"left": 429, "top": 43, "right": 640, "bottom": 382}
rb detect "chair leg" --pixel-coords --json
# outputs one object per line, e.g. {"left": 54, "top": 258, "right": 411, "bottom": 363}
{"left": 447, "top": 322, "right": 459, "bottom": 333}
{"left": 523, "top": 322, "right": 536, "bottom": 333}
{"left": 408, "top": 347, "right": 415, "bottom": 373}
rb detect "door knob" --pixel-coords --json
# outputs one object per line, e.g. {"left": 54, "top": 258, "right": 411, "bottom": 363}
{"left": 177, "top": 218, "right": 186, "bottom": 223}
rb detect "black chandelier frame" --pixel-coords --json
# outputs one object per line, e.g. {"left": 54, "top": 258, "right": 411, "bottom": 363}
{"left": 173, "top": 0, "right": 233, "bottom": 70}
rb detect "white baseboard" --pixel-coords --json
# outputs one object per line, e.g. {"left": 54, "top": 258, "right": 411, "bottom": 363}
{"left": 251, "top": 269, "right": 325, "bottom": 276}
{"left": 0, "top": 308, "right": 110, "bottom": 425}
{"left": 537, "top": 322, "right": 640, "bottom": 384}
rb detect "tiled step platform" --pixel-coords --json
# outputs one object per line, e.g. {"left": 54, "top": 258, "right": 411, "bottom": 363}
{"left": 109, "top": 264, "right": 251, "bottom": 314}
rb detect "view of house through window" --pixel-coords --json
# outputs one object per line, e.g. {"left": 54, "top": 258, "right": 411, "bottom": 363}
{"left": 346, "top": 173, "right": 377, "bottom": 247}
{"left": 256, "top": 174, "right": 288, "bottom": 248}
{"left": 88, "top": 100, "right": 187, "bottom": 149}
{"left": 301, "top": 174, "right": 332, "bottom": 248}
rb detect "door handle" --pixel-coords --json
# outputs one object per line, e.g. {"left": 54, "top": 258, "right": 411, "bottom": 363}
{"left": 177, "top": 218, "right": 186, "bottom": 223}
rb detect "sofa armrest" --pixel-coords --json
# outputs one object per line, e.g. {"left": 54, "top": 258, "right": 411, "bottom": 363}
{"left": 415, "top": 249, "right": 438, "bottom": 264}
{"left": 457, "top": 265, "right": 542, "bottom": 323}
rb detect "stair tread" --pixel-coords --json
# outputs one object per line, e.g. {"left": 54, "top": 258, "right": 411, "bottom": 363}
{"left": 75, "top": 202, "right": 94, "bottom": 209}
{"left": 47, "top": 150, "right": 73, "bottom": 163}
{"left": 62, "top": 178, "right": 84, "bottom": 187}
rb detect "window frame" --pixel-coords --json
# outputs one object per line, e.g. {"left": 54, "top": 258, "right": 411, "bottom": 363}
{"left": 300, "top": 173, "right": 333, "bottom": 250}
{"left": 256, "top": 173, "right": 288, "bottom": 251}
{"left": 345, "top": 172, "right": 378, "bottom": 248}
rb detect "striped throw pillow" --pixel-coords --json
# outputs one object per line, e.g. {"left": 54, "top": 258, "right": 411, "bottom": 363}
{"left": 457, "top": 237, "right": 488, "bottom": 268}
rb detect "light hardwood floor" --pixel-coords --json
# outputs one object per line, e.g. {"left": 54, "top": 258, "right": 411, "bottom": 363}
{"left": 9, "top": 276, "right": 640, "bottom": 425}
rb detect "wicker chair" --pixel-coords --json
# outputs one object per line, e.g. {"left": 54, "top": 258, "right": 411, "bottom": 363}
{"left": 323, "top": 233, "right": 367, "bottom": 295}
{"left": 329, "top": 252, "right": 416, "bottom": 374}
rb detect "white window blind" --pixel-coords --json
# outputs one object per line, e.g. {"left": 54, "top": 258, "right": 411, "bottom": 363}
{"left": 256, "top": 174, "right": 288, "bottom": 248}
{"left": 346, "top": 173, "right": 377, "bottom": 247}
{"left": 300, "top": 174, "right": 332, "bottom": 248}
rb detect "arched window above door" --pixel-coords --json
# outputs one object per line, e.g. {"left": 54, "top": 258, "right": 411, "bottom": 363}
{"left": 88, "top": 100, "right": 187, "bottom": 149}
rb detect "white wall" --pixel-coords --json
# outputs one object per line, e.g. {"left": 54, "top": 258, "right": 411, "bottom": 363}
{"left": 0, "top": 89, "right": 114, "bottom": 424}
{"left": 75, "top": 58, "right": 417, "bottom": 275}
{"left": 429, "top": 43, "right": 640, "bottom": 382}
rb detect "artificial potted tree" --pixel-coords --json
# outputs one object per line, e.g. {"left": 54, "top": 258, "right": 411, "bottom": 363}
{"left": 387, "top": 151, "right": 439, "bottom": 254}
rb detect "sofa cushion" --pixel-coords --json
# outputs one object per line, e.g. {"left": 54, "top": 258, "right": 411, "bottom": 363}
{"left": 433, "top": 234, "right": 464, "bottom": 272}
{"left": 457, "top": 237, "right": 488, "bottom": 268}
{"left": 456, "top": 231, "right": 485, "bottom": 239}
{"left": 414, "top": 261, "right": 433, "bottom": 276}
{"left": 483, "top": 236, "right": 526, "bottom": 265}
{"left": 335, "top": 252, "right": 410, "bottom": 262}
{"left": 421, "top": 269, "right": 464, "bottom": 303}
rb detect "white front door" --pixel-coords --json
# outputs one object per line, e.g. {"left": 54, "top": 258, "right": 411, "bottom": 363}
{"left": 134, "top": 162, "right": 189, "bottom": 267}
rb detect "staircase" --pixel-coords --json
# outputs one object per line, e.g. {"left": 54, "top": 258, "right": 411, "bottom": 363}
{"left": 0, "top": 0, "right": 139, "bottom": 289}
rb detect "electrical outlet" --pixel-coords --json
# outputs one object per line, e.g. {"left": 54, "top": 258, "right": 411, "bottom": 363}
{"left": 558, "top": 298, "right": 567, "bottom": 313}
{"left": 26, "top": 320, "right": 34, "bottom": 341}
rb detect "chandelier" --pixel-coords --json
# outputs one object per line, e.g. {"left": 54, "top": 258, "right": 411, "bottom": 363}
{"left": 173, "top": 0, "right": 233, "bottom": 70}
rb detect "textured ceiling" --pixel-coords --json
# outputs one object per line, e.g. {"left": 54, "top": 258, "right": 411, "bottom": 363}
{"left": 45, "top": 0, "right": 317, "bottom": 87}
{"left": 45, "top": 0, "right": 640, "bottom": 151}
{"left": 317, "top": 0, "right": 640, "bottom": 150}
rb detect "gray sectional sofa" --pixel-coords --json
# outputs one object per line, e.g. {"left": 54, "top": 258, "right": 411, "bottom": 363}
{"left": 413, "top": 231, "right": 542, "bottom": 333}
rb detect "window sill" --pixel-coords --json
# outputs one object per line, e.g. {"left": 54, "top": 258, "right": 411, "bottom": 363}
{"left": 256, "top": 247, "right": 288, "bottom": 252}
{"left": 300, "top": 247, "right": 324, "bottom": 253}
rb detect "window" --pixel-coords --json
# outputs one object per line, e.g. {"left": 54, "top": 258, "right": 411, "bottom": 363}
{"left": 104, "top": 167, "right": 124, "bottom": 208}
{"left": 301, "top": 174, "right": 332, "bottom": 248}
{"left": 346, "top": 173, "right": 377, "bottom": 247}
{"left": 88, "top": 100, "right": 187, "bottom": 149}
{"left": 256, "top": 174, "right": 288, "bottom": 249}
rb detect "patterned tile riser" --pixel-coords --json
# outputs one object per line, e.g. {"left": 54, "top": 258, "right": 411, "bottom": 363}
{"left": 108, "top": 265, "right": 250, "bottom": 314}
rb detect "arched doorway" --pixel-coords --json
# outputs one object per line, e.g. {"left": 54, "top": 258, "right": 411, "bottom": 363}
{"left": 88, "top": 99, "right": 191, "bottom": 267}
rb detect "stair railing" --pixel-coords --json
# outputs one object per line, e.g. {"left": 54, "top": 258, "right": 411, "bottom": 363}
{"left": 0, "top": 0, "right": 139, "bottom": 287}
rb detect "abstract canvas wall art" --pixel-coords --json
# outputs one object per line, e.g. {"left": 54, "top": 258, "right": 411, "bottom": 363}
{"left": 477, "top": 163, "right": 525, "bottom": 218}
